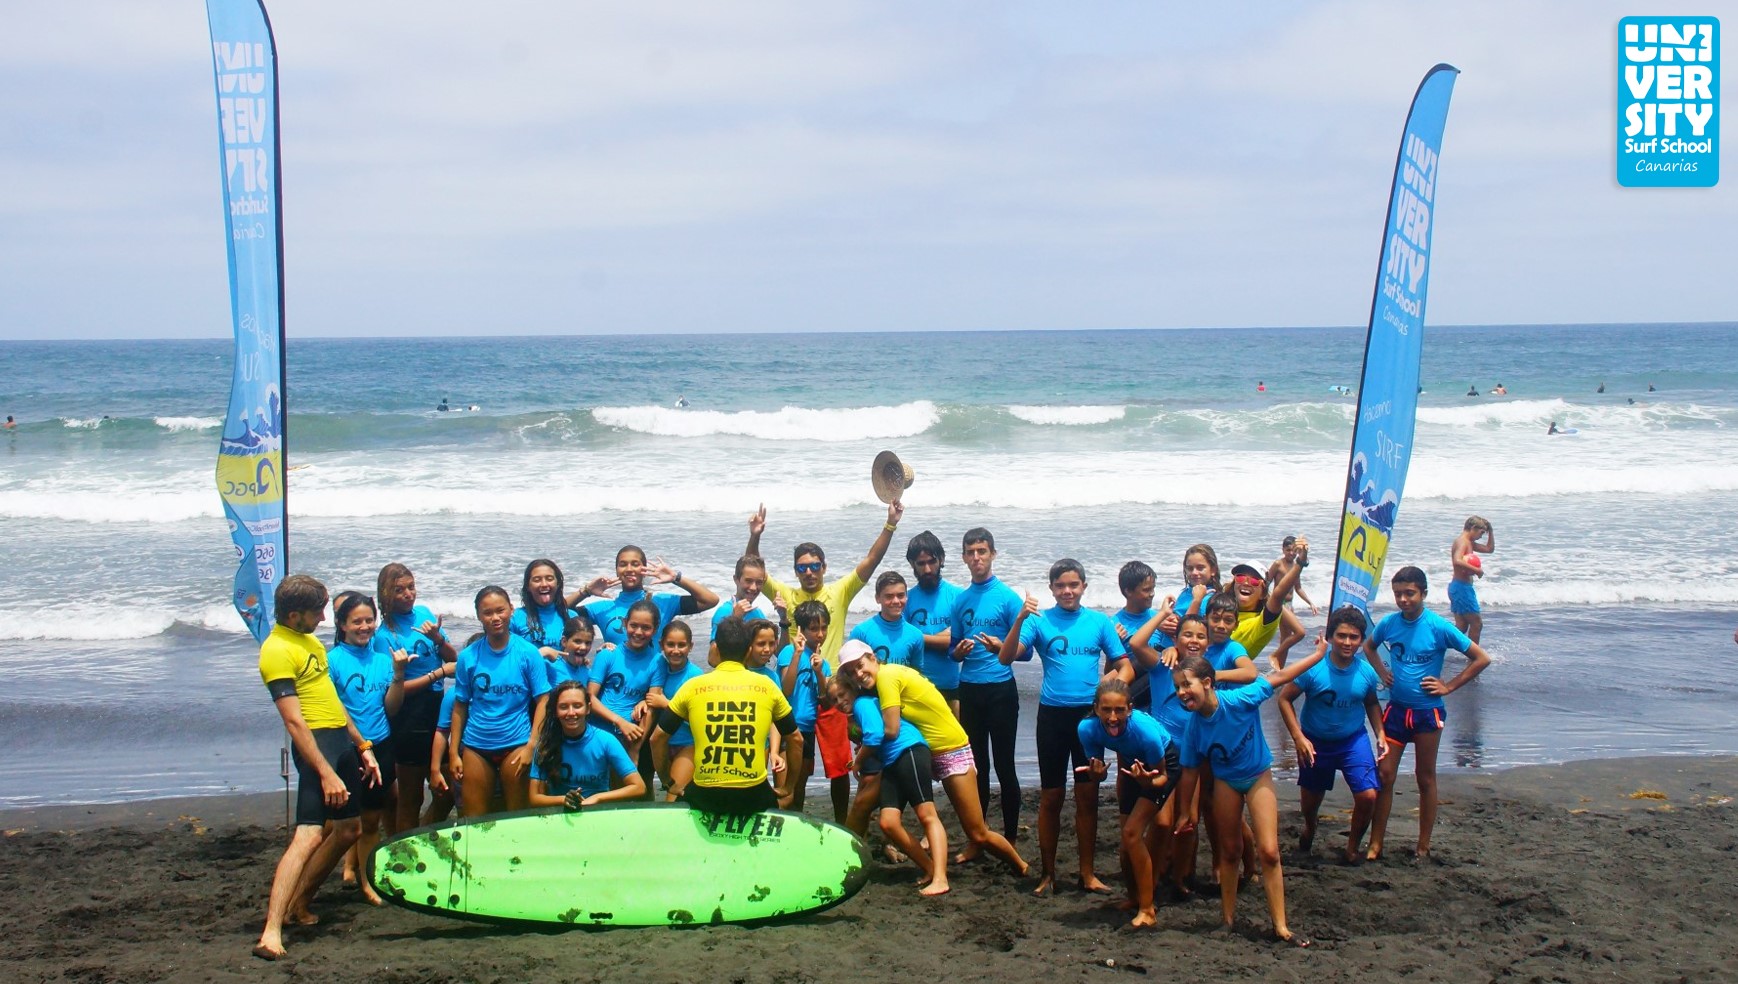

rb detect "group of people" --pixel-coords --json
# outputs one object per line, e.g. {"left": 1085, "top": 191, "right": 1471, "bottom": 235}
{"left": 253, "top": 504, "right": 1495, "bottom": 957}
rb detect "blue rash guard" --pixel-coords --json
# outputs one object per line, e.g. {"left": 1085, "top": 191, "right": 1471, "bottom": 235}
{"left": 1078, "top": 709, "right": 1172, "bottom": 767}
{"left": 851, "top": 694, "right": 925, "bottom": 769}
{"left": 651, "top": 657, "right": 706, "bottom": 747}
{"left": 1178, "top": 678, "right": 1278, "bottom": 790}
{"left": 1016, "top": 606, "right": 1127, "bottom": 707}
{"left": 1294, "top": 658, "right": 1382, "bottom": 741}
{"left": 849, "top": 614, "right": 925, "bottom": 671}
{"left": 378, "top": 605, "right": 450, "bottom": 688}
{"left": 453, "top": 635, "right": 552, "bottom": 751}
{"left": 1369, "top": 610, "right": 1473, "bottom": 712}
{"left": 1204, "top": 639, "right": 1253, "bottom": 691}
{"left": 775, "top": 644, "right": 831, "bottom": 733}
{"left": 710, "top": 599, "right": 771, "bottom": 641}
{"left": 950, "top": 576, "right": 1023, "bottom": 685}
{"left": 327, "top": 641, "right": 397, "bottom": 743}
{"left": 583, "top": 589, "right": 686, "bottom": 648}
{"left": 530, "top": 726, "right": 637, "bottom": 797}
{"left": 1112, "top": 608, "right": 1170, "bottom": 709}
{"left": 510, "top": 603, "right": 575, "bottom": 652}
{"left": 588, "top": 642, "right": 661, "bottom": 727}
{"left": 546, "top": 657, "right": 591, "bottom": 690}
{"left": 904, "top": 579, "right": 963, "bottom": 690}
{"left": 1173, "top": 586, "right": 1216, "bottom": 619}
{"left": 437, "top": 685, "right": 457, "bottom": 731}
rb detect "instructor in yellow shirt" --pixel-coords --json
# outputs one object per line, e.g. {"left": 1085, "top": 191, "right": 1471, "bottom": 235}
{"left": 745, "top": 499, "right": 903, "bottom": 666}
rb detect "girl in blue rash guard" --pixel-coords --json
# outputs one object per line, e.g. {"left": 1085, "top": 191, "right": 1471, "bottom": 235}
{"left": 999, "top": 558, "right": 1130, "bottom": 897}
{"left": 547, "top": 611, "right": 597, "bottom": 689}
{"left": 376, "top": 563, "right": 457, "bottom": 833}
{"left": 1078, "top": 678, "right": 1179, "bottom": 930}
{"left": 511, "top": 559, "right": 575, "bottom": 659}
{"left": 449, "top": 587, "right": 552, "bottom": 818}
{"left": 586, "top": 599, "right": 663, "bottom": 783}
{"left": 328, "top": 593, "right": 409, "bottom": 904}
{"left": 578, "top": 545, "right": 719, "bottom": 649}
{"left": 851, "top": 677, "right": 949, "bottom": 896}
{"left": 645, "top": 621, "right": 705, "bottom": 801}
{"left": 527, "top": 682, "right": 647, "bottom": 809}
{"left": 850, "top": 571, "right": 927, "bottom": 670}
{"left": 1130, "top": 613, "right": 1210, "bottom": 896}
{"left": 1169, "top": 642, "right": 1328, "bottom": 946}
{"left": 1158, "top": 544, "right": 1222, "bottom": 638}
{"left": 779, "top": 602, "right": 834, "bottom": 811}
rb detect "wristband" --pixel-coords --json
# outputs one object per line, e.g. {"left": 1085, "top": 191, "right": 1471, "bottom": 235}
{"left": 672, "top": 569, "right": 684, "bottom": 583}
{"left": 884, "top": 523, "right": 898, "bottom": 532}
{"left": 357, "top": 740, "right": 374, "bottom": 753}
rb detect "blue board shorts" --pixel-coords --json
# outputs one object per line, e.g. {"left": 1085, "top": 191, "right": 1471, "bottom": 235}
{"left": 1297, "top": 731, "right": 1379, "bottom": 793}
{"left": 1447, "top": 579, "right": 1481, "bottom": 615}
{"left": 1382, "top": 703, "right": 1446, "bottom": 745}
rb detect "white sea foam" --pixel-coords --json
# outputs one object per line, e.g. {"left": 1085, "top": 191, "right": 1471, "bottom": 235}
{"left": 591, "top": 401, "right": 939, "bottom": 441}
{"left": 1006, "top": 405, "right": 1127, "bottom": 426}
{"left": 0, "top": 608, "right": 176, "bottom": 641}
{"left": 58, "top": 417, "right": 105, "bottom": 429}
{"left": 154, "top": 416, "right": 222, "bottom": 432}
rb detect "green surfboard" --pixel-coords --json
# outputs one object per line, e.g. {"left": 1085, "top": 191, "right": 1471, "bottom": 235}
{"left": 370, "top": 804, "right": 869, "bottom": 927}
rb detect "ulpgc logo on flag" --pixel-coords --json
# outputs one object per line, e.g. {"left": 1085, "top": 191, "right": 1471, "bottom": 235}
{"left": 1618, "top": 17, "right": 1719, "bottom": 187}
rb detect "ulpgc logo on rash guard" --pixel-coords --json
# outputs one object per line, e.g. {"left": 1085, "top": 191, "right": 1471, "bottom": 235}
{"left": 472, "top": 673, "right": 529, "bottom": 698}
{"left": 1618, "top": 17, "right": 1719, "bottom": 187}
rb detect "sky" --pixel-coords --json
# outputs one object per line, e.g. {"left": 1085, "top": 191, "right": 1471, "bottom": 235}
{"left": 0, "top": 1, "right": 1732, "bottom": 339}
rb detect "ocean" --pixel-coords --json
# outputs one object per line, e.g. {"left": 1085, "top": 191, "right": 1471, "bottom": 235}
{"left": 2, "top": 322, "right": 1735, "bottom": 807}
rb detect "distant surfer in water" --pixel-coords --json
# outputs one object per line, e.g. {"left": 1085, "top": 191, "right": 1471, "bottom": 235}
{"left": 674, "top": 394, "right": 688, "bottom": 408}
{"left": 1465, "top": 385, "right": 1479, "bottom": 397}
{"left": 1449, "top": 516, "right": 1494, "bottom": 644}
{"left": 3, "top": 415, "right": 14, "bottom": 429}
{"left": 436, "top": 397, "right": 449, "bottom": 412}
{"left": 1547, "top": 421, "right": 1559, "bottom": 435}
{"left": 1256, "top": 381, "right": 1266, "bottom": 392}
{"left": 1491, "top": 383, "right": 1507, "bottom": 396}
{"left": 254, "top": 575, "right": 381, "bottom": 961}
{"left": 1596, "top": 382, "right": 1605, "bottom": 393}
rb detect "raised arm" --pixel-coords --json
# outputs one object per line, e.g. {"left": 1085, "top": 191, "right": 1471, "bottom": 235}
{"left": 1265, "top": 539, "right": 1309, "bottom": 617}
{"left": 853, "top": 501, "right": 904, "bottom": 584}
{"left": 1262, "top": 637, "right": 1328, "bottom": 690}
{"left": 999, "top": 594, "right": 1040, "bottom": 666}
{"left": 746, "top": 504, "right": 767, "bottom": 559}
{"left": 1128, "top": 603, "right": 1175, "bottom": 669}
{"left": 645, "top": 558, "right": 720, "bottom": 613}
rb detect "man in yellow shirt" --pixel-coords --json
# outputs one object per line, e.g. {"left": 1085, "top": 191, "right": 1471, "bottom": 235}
{"left": 659, "top": 614, "right": 802, "bottom": 816}
{"left": 744, "top": 499, "right": 903, "bottom": 666}
{"left": 839, "top": 646, "right": 1028, "bottom": 880}
{"left": 253, "top": 575, "right": 381, "bottom": 961}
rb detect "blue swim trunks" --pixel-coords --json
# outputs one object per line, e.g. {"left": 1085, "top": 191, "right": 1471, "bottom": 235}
{"left": 1381, "top": 703, "right": 1447, "bottom": 746}
{"left": 1447, "top": 579, "right": 1480, "bottom": 615}
{"left": 1297, "top": 731, "right": 1379, "bottom": 793}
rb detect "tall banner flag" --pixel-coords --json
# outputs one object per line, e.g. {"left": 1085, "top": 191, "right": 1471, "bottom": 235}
{"left": 206, "top": 0, "right": 287, "bottom": 642}
{"left": 1330, "top": 65, "right": 1458, "bottom": 617}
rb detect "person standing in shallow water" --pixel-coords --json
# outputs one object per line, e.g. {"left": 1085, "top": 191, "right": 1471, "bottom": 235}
{"left": 253, "top": 575, "right": 381, "bottom": 961}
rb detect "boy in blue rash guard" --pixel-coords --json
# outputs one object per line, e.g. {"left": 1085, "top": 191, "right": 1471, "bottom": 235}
{"left": 577, "top": 545, "right": 720, "bottom": 649}
{"left": 449, "top": 587, "right": 552, "bottom": 818}
{"left": 1202, "top": 595, "right": 1259, "bottom": 691}
{"left": 1170, "top": 641, "right": 1328, "bottom": 946}
{"left": 949, "top": 527, "right": 1027, "bottom": 847}
{"left": 903, "top": 531, "right": 963, "bottom": 716}
{"left": 587, "top": 599, "right": 664, "bottom": 779}
{"left": 546, "top": 611, "right": 597, "bottom": 689}
{"left": 645, "top": 621, "right": 705, "bottom": 800}
{"left": 511, "top": 559, "right": 577, "bottom": 659}
{"left": 1078, "top": 678, "right": 1179, "bottom": 930}
{"left": 528, "top": 682, "right": 647, "bottom": 809}
{"left": 776, "top": 602, "right": 834, "bottom": 812}
{"left": 1277, "top": 606, "right": 1384, "bottom": 861}
{"left": 376, "top": 563, "right": 457, "bottom": 834}
{"left": 1000, "top": 558, "right": 1130, "bottom": 897}
{"left": 1112, "top": 561, "right": 1170, "bottom": 710}
{"left": 1364, "top": 566, "right": 1492, "bottom": 859}
{"left": 706, "top": 554, "right": 773, "bottom": 665}
{"left": 850, "top": 571, "right": 927, "bottom": 669}
{"left": 327, "top": 593, "right": 411, "bottom": 904}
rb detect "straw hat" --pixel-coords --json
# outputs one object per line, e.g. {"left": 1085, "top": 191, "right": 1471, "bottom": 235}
{"left": 871, "top": 450, "right": 915, "bottom": 503}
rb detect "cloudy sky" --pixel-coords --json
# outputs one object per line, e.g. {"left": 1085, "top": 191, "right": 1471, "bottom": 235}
{"left": 1, "top": 1, "right": 1732, "bottom": 339}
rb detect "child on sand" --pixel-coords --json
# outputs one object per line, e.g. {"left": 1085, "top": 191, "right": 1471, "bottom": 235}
{"left": 1170, "top": 638, "right": 1328, "bottom": 945}
{"left": 645, "top": 621, "right": 705, "bottom": 800}
{"left": 527, "top": 682, "right": 646, "bottom": 809}
{"left": 1275, "top": 606, "right": 1384, "bottom": 861}
{"left": 1078, "top": 678, "right": 1178, "bottom": 928}
{"left": 778, "top": 601, "right": 835, "bottom": 812}
{"left": 1449, "top": 516, "right": 1495, "bottom": 644}
{"left": 1364, "top": 566, "right": 1492, "bottom": 858}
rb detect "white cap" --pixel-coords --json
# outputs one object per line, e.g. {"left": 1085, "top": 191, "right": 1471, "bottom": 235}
{"left": 836, "top": 639, "right": 874, "bottom": 669}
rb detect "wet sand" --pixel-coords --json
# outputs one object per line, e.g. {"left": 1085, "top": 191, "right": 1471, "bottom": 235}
{"left": 3, "top": 756, "right": 1735, "bottom": 983}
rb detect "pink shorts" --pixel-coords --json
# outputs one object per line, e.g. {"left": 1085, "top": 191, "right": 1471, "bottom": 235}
{"left": 932, "top": 745, "right": 975, "bottom": 780}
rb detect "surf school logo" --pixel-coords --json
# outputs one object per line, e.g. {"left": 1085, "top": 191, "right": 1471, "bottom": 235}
{"left": 1618, "top": 17, "right": 1719, "bottom": 187}
{"left": 472, "top": 672, "right": 529, "bottom": 698}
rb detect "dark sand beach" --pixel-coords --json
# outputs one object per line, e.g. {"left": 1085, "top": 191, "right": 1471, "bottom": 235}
{"left": 4, "top": 756, "right": 1736, "bottom": 983}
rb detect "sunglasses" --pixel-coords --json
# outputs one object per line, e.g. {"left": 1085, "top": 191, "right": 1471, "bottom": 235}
{"left": 795, "top": 562, "right": 824, "bottom": 575}
{"left": 1232, "top": 574, "right": 1262, "bottom": 586}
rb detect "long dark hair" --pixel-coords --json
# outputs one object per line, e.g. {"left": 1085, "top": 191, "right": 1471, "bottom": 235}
{"left": 376, "top": 562, "right": 414, "bottom": 632}
{"left": 519, "top": 558, "right": 566, "bottom": 647}
{"left": 534, "top": 682, "right": 589, "bottom": 785}
{"left": 331, "top": 591, "right": 377, "bottom": 648}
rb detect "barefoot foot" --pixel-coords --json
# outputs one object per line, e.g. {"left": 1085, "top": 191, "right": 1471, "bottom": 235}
{"left": 1078, "top": 875, "right": 1112, "bottom": 894}
{"left": 1031, "top": 875, "right": 1055, "bottom": 898}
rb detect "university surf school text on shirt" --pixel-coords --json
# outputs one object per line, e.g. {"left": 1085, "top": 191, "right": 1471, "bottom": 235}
{"left": 667, "top": 663, "right": 793, "bottom": 789}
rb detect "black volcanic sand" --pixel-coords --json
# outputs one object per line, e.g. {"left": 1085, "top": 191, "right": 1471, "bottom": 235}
{"left": 3, "top": 757, "right": 1736, "bottom": 983}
